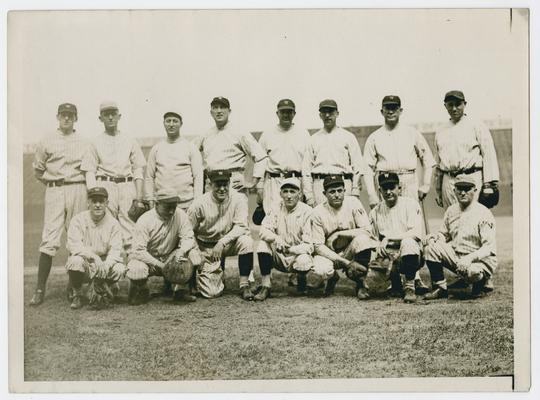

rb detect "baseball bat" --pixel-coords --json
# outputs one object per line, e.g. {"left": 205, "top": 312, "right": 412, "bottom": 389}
{"left": 420, "top": 199, "right": 430, "bottom": 234}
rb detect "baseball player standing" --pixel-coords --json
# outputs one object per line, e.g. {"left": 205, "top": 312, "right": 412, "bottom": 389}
{"left": 187, "top": 170, "right": 256, "bottom": 301}
{"left": 30, "top": 103, "right": 90, "bottom": 306}
{"left": 81, "top": 101, "right": 147, "bottom": 251}
{"left": 369, "top": 173, "right": 424, "bottom": 303}
{"left": 65, "top": 187, "right": 126, "bottom": 310}
{"left": 302, "top": 99, "right": 367, "bottom": 206}
{"left": 126, "top": 188, "right": 197, "bottom": 305}
{"left": 256, "top": 99, "right": 310, "bottom": 213}
{"left": 310, "top": 175, "right": 377, "bottom": 300}
{"left": 423, "top": 174, "right": 497, "bottom": 299}
{"left": 256, "top": 177, "right": 314, "bottom": 300}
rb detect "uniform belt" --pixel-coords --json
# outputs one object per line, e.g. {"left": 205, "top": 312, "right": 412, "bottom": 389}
{"left": 205, "top": 167, "right": 244, "bottom": 174}
{"left": 378, "top": 169, "right": 416, "bottom": 175}
{"left": 266, "top": 171, "right": 302, "bottom": 178}
{"left": 45, "top": 180, "right": 85, "bottom": 187}
{"left": 312, "top": 172, "right": 354, "bottom": 180}
{"left": 97, "top": 176, "right": 133, "bottom": 183}
{"left": 197, "top": 240, "right": 218, "bottom": 248}
{"left": 441, "top": 167, "right": 482, "bottom": 178}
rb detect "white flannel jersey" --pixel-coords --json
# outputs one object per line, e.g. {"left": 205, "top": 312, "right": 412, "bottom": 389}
{"left": 66, "top": 211, "right": 123, "bottom": 264}
{"left": 187, "top": 191, "right": 249, "bottom": 246}
{"left": 369, "top": 196, "right": 422, "bottom": 241}
{"left": 81, "top": 131, "right": 146, "bottom": 180}
{"left": 434, "top": 115, "right": 499, "bottom": 182}
{"left": 258, "top": 124, "right": 310, "bottom": 174}
{"left": 130, "top": 208, "right": 196, "bottom": 267}
{"left": 259, "top": 201, "right": 313, "bottom": 254}
{"left": 33, "top": 130, "right": 90, "bottom": 183}
{"left": 144, "top": 137, "right": 203, "bottom": 204}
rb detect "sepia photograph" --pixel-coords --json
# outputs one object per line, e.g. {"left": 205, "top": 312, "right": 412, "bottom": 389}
{"left": 5, "top": 3, "right": 532, "bottom": 394}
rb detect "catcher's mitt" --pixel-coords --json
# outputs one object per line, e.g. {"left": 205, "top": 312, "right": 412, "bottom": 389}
{"left": 344, "top": 260, "right": 368, "bottom": 281}
{"left": 364, "top": 257, "right": 394, "bottom": 295}
{"left": 163, "top": 254, "right": 194, "bottom": 284}
{"left": 252, "top": 204, "right": 266, "bottom": 226}
{"left": 87, "top": 278, "right": 114, "bottom": 310}
{"left": 127, "top": 200, "right": 150, "bottom": 222}
{"left": 478, "top": 182, "right": 499, "bottom": 209}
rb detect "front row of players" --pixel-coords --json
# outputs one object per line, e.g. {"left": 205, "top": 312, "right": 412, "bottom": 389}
{"left": 61, "top": 168, "right": 497, "bottom": 310}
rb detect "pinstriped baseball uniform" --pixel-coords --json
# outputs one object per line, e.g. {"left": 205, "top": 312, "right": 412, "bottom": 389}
{"left": 33, "top": 130, "right": 90, "bottom": 256}
{"left": 302, "top": 126, "right": 367, "bottom": 205}
{"left": 364, "top": 123, "right": 435, "bottom": 205}
{"left": 144, "top": 137, "right": 204, "bottom": 210}
{"left": 81, "top": 132, "right": 146, "bottom": 245}
{"left": 126, "top": 207, "right": 196, "bottom": 280}
{"left": 434, "top": 116, "right": 500, "bottom": 208}
{"left": 257, "top": 201, "right": 314, "bottom": 272}
{"left": 258, "top": 124, "right": 310, "bottom": 212}
{"left": 65, "top": 210, "right": 125, "bottom": 281}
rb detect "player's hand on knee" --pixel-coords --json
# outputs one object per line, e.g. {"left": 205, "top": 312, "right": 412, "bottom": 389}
{"left": 211, "top": 241, "right": 225, "bottom": 261}
{"left": 418, "top": 190, "right": 428, "bottom": 201}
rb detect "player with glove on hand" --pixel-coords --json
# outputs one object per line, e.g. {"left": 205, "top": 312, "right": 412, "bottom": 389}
{"left": 310, "top": 175, "right": 377, "bottom": 300}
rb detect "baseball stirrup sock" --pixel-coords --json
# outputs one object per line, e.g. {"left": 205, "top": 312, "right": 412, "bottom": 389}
{"left": 400, "top": 255, "right": 420, "bottom": 280}
{"left": 37, "top": 252, "right": 53, "bottom": 289}
{"left": 68, "top": 270, "right": 85, "bottom": 290}
{"left": 354, "top": 249, "right": 372, "bottom": 267}
{"left": 257, "top": 253, "right": 273, "bottom": 276}
{"left": 426, "top": 261, "right": 447, "bottom": 288}
{"left": 238, "top": 253, "right": 254, "bottom": 277}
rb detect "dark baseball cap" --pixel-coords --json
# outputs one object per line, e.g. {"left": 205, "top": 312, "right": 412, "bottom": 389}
{"left": 87, "top": 186, "right": 108, "bottom": 199}
{"left": 163, "top": 111, "right": 182, "bottom": 121}
{"left": 211, "top": 96, "right": 230, "bottom": 108}
{"left": 444, "top": 90, "right": 466, "bottom": 102}
{"left": 207, "top": 169, "right": 232, "bottom": 182}
{"left": 378, "top": 172, "right": 400, "bottom": 186}
{"left": 323, "top": 174, "right": 345, "bottom": 190}
{"left": 454, "top": 174, "right": 476, "bottom": 189}
{"left": 382, "top": 95, "right": 401, "bottom": 107}
{"left": 277, "top": 99, "right": 295, "bottom": 111}
{"left": 319, "top": 99, "right": 338, "bottom": 111}
{"left": 58, "top": 103, "right": 77, "bottom": 115}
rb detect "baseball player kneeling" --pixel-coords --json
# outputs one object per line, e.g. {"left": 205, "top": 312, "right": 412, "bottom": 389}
{"left": 187, "top": 170, "right": 256, "bottom": 301}
{"left": 423, "top": 174, "right": 497, "bottom": 300}
{"left": 368, "top": 173, "right": 423, "bottom": 303}
{"left": 126, "top": 188, "right": 197, "bottom": 305}
{"left": 256, "top": 178, "right": 314, "bottom": 300}
{"left": 310, "top": 175, "right": 377, "bottom": 300}
{"left": 65, "top": 187, "right": 126, "bottom": 310}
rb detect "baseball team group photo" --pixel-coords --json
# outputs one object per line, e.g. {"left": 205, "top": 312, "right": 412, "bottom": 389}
{"left": 9, "top": 8, "right": 525, "bottom": 389}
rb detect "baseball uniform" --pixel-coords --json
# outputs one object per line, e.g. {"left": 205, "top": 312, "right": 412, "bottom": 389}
{"left": 144, "top": 136, "right": 203, "bottom": 210}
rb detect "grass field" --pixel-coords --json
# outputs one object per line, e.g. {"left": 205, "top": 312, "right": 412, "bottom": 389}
{"left": 23, "top": 217, "right": 514, "bottom": 381}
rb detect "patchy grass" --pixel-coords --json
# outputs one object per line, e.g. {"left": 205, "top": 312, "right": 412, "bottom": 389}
{"left": 23, "top": 218, "right": 513, "bottom": 381}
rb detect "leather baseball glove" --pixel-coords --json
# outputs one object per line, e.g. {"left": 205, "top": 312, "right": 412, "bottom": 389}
{"left": 127, "top": 200, "right": 150, "bottom": 222}
{"left": 478, "top": 182, "right": 499, "bottom": 209}
{"left": 344, "top": 260, "right": 368, "bottom": 281}
{"left": 163, "top": 253, "right": 194, "bottom": 284}
{"left": 87, "top": 278, "right": 114, "bottom": 310}
{"left": 252, "top": 204, "right": 266, "bottom": 226}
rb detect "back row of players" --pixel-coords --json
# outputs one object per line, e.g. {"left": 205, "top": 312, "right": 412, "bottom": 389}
{"left": 29, "top": 91, "right": 500, "bottom": 308}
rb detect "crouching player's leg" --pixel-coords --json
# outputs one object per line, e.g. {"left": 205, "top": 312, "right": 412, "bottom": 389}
{"left": 396, "top": 238, "right": 422, "bottom": 303}
{"left": 341, "top": 234, "right": 375, "bottom": 300}
{"left": 224, "top": 234, "right": 255, "bottom": 301}
{"left": 125, "top": 259, "right": 152, "bottom": 305}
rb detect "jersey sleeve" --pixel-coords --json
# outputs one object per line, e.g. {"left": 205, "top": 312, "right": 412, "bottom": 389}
{"left": 177, "top": 210, "right": 196, "bottom": 255}
{"left": 189, "top": 144, "right": 204, "bottom": 198}
{"left": 144, "top": 145, "right": 158, "bottom": 201}
{"left": 32, "top": 141, "right": 48, "bottom": 182}
{"left": 105, "top": 220, "right": 124, "bottom": 264}
{"left": 80, "top": 142, "right": 99, "bottom": 173}
{"left": 130, "top": 140, "right": 147, "bottom": 180}
{"left": 476, "top": 122, "right": 500, "bottom": 182}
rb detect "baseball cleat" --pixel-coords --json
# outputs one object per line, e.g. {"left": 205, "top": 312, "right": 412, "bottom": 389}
{"left": 471, "top": 278, "right": 487, "bottom": 299}
{"left": 323, "top": 272, "right": 340, "bottom": 297}
{"left": 173, "top": 290, "right": 197, "bottom": 303}
{"left": 403, "top": 287, "right": 417, "bottom": 303}
{"left": 423, "top": 287, "right": 449, "bottom": 300}
{"left": 414, "top": 279, "right": 430, "bottom": 295}
{"left": 241, "top": 286, "right": 254, "bottom": 301}
{"left": 70, "top": 295, "right": 82, "bottom": 310}
{"left": 29, "top": 289, "right": 45, "bottom": 306}
{"left": 356, "top": 287, "right": 370, "bottom": 300}
{"left": 482, "top": 277, "right": 494, "bottom": 293}
{"left": 254, "top": 287, "right": 270, "bottom": 301}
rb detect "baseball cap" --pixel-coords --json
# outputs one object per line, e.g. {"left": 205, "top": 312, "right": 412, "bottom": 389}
{"left": 99, "top": 101, "right": 119, "bottom": 112}
{"left": 382, "top": 95, "right": 401, "bottom": 107}
{"left": 280, "top": 177, "right": 301, "bottom": 190}
{"left": 57, "top": 103, "right": 77, "bottom": 115}
{"left": 155, "top": 188, "right": 181, "bottom": 203}
{"left": 163, "top": 111, "right": 182, "bottom": 121}
{"left": 277, "top": 99, "right": 295, "bottom": 111}
{"left": 211, "top": 96, "right": 230, "bottom": 108}
{"left": 207, "top": 169, "right": 232, "bottom": 183}
{"left": 323, "top": 174, "right": 345, "bottom": 190}
{"left": 444, "top": 90, "right": 466, "bottom": 102}
{"left": 87, "top": 187, "right": 108, "bottom": 199}
{"left": 378, "top": 172, "right": 400, "bottom": 186}
{"left": 319, "top": 99, "right": 338, "bottom": 111}
{"left": 454, "top": 174, "right": 476, "bottom": 189}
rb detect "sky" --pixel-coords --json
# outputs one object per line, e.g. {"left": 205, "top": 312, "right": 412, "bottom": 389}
{"left": 8, "top": 8, "right": 528, "bottom": 144}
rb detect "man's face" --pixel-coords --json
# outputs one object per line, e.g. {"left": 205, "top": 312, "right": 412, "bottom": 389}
{"left": 88, "top": 197, "right": 107, "bottom": 220}
{"left": 324, "top": 184, "right": 345, "bottom": 208}
{"left": 379, "top": 182, "right": 400, "bottom": 206}
{"left": 210, "top": 104, "right": 230, "bottom": 126}
{"left": 163, "top": 116, "right": 182, "bottom": 139}
{"left": 57, "top": 111, "right": 77, "bottom": 131}
{"left": 211, "top": 180, "right": 230, "bottom": 202}
{"left": 277, "top": 109, "right": 295, "bottom": 128}
{"left": 454, "top": 184, "right": 476, "bottom": 207}
{"left": 381, "top": 104, "right": 402, "bottom": 125}
{"left": 99, "top": 109, "right": 121, "bottom": 130}
{"left": 319, "top": 108, "right": 338, "bottom": 131}
{"left": 444, "top": 100, "right": 466, "bottom": 123}
{"left": 155, "top": 201, "right": 177, "bottom": 220}
{"left": 280, "top": 186, "right": 301, "bottom": 209}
